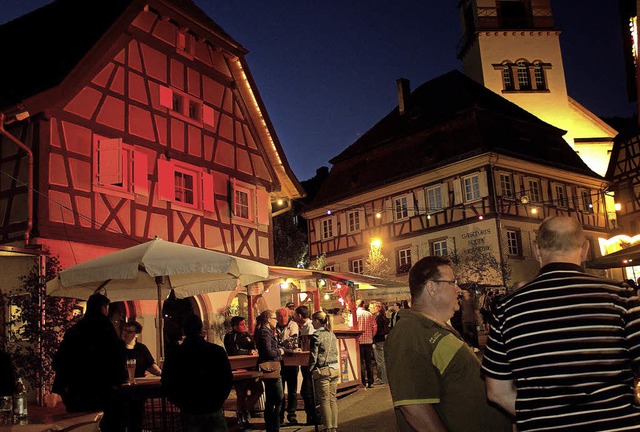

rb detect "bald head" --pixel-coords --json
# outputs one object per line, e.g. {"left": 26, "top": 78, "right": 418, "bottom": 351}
{"left": 535, "top": 217, "right": 588, "bottom": 265}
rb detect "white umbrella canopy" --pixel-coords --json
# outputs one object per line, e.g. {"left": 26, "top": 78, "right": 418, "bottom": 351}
{"left": 46, "top": 237, "right": 269, "bottom": 301}
{"left": 46, "top": 237, "right": 269, "bottom": 358}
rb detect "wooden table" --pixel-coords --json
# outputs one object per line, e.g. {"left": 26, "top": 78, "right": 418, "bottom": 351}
{"left": 228, "top": 352, "right": 310, "bottom": 370}
{"left": 0, "top": 410, "right": 102, "bottom": 431}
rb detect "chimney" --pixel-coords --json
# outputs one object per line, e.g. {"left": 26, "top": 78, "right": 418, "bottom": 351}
{"left": 397, "top": 78, "right": 411, "bottom": 115}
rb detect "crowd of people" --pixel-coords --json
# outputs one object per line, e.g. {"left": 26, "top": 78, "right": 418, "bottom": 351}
{"left": 8, "top": 215, "right": 640, "bottom": 432}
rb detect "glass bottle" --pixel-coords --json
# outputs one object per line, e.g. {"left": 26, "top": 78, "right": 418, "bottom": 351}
{"left": 13, "top": 377, "right": 27, "bottom": 424}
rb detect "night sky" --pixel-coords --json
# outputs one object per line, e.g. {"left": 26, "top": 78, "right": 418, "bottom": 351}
{"left": 0, "top": 1, "right": 635, "bottom": 181}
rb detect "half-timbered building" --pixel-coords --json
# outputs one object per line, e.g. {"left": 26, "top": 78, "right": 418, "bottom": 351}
{"left": 0, "top": 0, "right": 303, "bottom": 350}
{"left": 302, "top": 71, "right": 612, "bottom": 289}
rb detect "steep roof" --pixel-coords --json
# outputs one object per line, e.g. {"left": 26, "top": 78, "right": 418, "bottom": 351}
{"left": 0, "top": 0, "right": 242, "bottom": 111}
{"left": 310, "top": 70, "right": 600, "bottom": 208}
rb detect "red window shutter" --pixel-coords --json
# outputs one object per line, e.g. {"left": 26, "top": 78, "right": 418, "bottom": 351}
{"left": 201, "top": 172, "right": 215, "bottom": 212}
{"left": 132, "top": 150, "right": 149, "bottom": 196}
{"left": 96, "top": 138, "right": 122, "bottom": 186}
{"left": 256, "top": 189, "right": 270, "bottom": 225}
{"left": 159, "top": 86, "right": 173, "bottom": 109}
{"left": 202, "top": 105, "right": 215, "bottom": 126}
{"left": 157, "top": 159, "right": 175, "bottom": 201}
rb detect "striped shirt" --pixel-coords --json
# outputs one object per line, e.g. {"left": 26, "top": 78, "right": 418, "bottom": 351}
{"left": 481, "top": 263, "right": 640, "bottom": 432}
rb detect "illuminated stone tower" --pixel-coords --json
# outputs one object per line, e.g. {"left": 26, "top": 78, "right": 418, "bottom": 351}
{"left": 457, "top": 0, "right": 616, "bottom": 175}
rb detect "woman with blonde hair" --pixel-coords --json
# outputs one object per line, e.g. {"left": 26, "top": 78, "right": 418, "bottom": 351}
{"left": 309, "top": 310, "right": 339, "bottom": 432}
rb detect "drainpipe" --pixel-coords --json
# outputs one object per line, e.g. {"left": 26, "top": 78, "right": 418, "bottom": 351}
{"left": 0, "top": 112, "right": 33, "bottom": 245}
{"left": 272, "top": 198, "right": 293, "bottom": 217}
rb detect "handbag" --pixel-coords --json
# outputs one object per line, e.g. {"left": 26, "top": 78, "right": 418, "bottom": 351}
{"left": 312, "top": 365, "right": 332, "bottom": 380}
{"left": 258, "top": 361, "right": 281, "bottom": 379}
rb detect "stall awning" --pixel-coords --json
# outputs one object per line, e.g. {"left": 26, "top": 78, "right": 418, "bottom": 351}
{"left": 267, "top": 266, "right": 407, "bottom": 290}
{"left": 585, "top": 243, "right": 640, "bottom": 269}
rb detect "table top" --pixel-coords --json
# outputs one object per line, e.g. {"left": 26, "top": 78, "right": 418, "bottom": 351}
{"left": 228, "top": 351, "right": 310, "bottom": 369}
{"left": 0, "top": 410, "right": 102, "bottom": 432}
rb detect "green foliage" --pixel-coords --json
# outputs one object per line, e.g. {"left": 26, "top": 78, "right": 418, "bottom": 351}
{"left": 273, "top": 213, "right": 308, "bottom": 267}
{"left": 2, "top": 253, "right": 77, "bottom": 391}
{"left": 308, "top": 253, "right": 326, "bottom": 270}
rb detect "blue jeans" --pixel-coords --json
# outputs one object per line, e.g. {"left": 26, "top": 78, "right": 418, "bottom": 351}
{"left": 263, "top": 378, "right": 283, "bottom": 432}
{"left": 180, "top": 408, "right": 228, "bottom": 432}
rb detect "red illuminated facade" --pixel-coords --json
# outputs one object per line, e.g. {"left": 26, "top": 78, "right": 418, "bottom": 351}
{"left": 0, "top": 0, "right": 303, "bottom": 267}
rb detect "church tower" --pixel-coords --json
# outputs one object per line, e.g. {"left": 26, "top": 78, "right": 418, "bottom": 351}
{"left": 457, "top": 0, "right": 616, "bottom": 176}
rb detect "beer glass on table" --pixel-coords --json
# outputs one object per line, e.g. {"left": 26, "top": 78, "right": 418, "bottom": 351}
{"left": 126, "top": 359, "right": 137, "bottom": 384}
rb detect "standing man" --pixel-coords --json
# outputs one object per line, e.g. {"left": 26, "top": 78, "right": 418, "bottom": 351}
{"left": 275, "top": 307, "right": 300, "bottom": 426}
{"left": 385, "top": 256, "right": 512, "bottom": 432}
{"left": 295, "top": 305, "right": 319, "bottom": 426}
{"left": 355, "top": 299, "right": 376, "bottom": 388}
{"left": 224, "top": 316, "right": 262, "bottom": 430}
{"left": 163, "top": 315, "right": 233, "bottom": 432}
{"left": 388, "top": 302, "right": 401, "bottom": 330}
{"left": 482, "top": 216, "right": 640, "bottom": 431}
{"left": 52, "top": 293, "right": 127, "bottom": 432}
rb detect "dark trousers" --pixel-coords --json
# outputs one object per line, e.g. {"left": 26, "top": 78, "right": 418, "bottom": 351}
{"left": 280, "top": 365, "right": 298, "bottom": 421}
{"left": 462, "top": 322, "right": 479, "bottom": 348}
{"left": 263, "top": 378, "right": 283, "bottom": 432}
{"left": 360, "top": 343, "right": 374, "bottom": 386}
{"left": 235, "top": 377, "right": 263, "bottom": 414}
{"left": 300, "top": 366, "right": 319, "bottom": 424}
{"left": 180, "top": 408, "right": 228, "bottom": 432}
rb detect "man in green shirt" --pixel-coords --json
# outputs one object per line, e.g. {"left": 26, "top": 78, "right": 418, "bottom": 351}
{"left": 385, "top": 256, "right": 512, "bottom": 432}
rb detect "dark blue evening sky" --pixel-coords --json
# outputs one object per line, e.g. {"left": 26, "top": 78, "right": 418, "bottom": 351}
{"left": 0, "top": 1, "right": 635, "bottom": 181}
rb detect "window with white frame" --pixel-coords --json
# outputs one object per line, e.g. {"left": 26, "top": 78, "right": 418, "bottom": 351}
{"left": 463, "top": 174, "right": 481, "bottom": 201}
{"left": 394, "top": 195, "right": 409, "bottom": 220}
{"left": 534, "top": 63, "right": 546, "bottom": 90}
{"left": 528, "top": 179, "right": 541, "bottom": 202}
{"left": 502, "top": 64, "right": 514, "bottom": 91}
{"left": 321, "top": 218, "right": 334, "bottom": 240}
{"left": 397, "top": 247, "right": 412, "bottom": 273}
{"left": 347, "top": 210, "right": 362, "bottom": 232}
{"left": 234, "top": 188, "right": 250, "bottom": 219}
{"left": 94, "top": 137, "right": 148, "bottom": 198}
{"left": 350, "top": 259, "right": 364, "bottom": 274}
{"left": 554, "top": 184, "right": 568, "bottom": 207}
{"left": 431, "top": 239, "right": 448, "bottom": 256}
{"left": 426, "top": 186, "right": 443, "bottom": 211}
{"left": 516, "top": 62, "right": 531, "bottom": 90}
{"left": 581, "top": 190, "right": 593, "bottom": 212}
{"left": 506, "top": 229, "right": 522, "bottom": 256}
{"left": 174, "top": 170, "right": 195, "bottom": 206}
{"left": 324, "top": 264, "right": 335, "bottom": 272}
{"left": 157, "top": 159, "right": 214, "bottom": 212}
{"left": 499, "top": 173, "right": 513, "bottom": 198}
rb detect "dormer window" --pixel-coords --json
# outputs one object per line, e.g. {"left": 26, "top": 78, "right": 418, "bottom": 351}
{"left": 177, "top": 29, "right": 194, "bottom": 58}
{"left": 160, "top": 86, "right": 214, "bottom": 127}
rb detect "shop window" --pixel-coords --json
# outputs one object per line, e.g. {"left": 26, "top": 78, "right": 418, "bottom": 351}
{"left": 94, "top": 137, "right": 148, "bottom": 198}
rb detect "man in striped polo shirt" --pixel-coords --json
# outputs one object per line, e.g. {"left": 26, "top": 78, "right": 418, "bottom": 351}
{"left": 482, "top": 216, "right": 640, "bottom": 431}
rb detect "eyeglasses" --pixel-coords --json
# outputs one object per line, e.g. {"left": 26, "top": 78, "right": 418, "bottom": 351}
{"left": 432, "top": 279, "right": 458, "bottom": 286}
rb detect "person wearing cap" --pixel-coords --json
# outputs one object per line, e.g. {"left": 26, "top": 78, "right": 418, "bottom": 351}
{"left": 53, "top": 293, "right": 128, "bottom": 431}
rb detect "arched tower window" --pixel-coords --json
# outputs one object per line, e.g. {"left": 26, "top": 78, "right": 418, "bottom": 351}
{"left": 494, "top": 59, "right": 550, "bottom": 92}
{"left": 516, "top": 61, "right": 531, "bottom": 90}
{"left": 502, "top": 64, "right": 514, "bottom": 91}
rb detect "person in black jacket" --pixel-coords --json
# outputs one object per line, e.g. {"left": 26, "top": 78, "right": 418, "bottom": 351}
{"left": 162, "top": 314, "right": 232, "bottom": 432}
{"left": 52, "top": 293, "right": 127, "bottom": 432}
{"left": 224, "top": 316, "right": 262, "bottom": 430}
{"left": 0, "top": 348, "right": 15, "bottom": 397}
{"left": 254, "top": 310, "right": 288, "bottom": 432}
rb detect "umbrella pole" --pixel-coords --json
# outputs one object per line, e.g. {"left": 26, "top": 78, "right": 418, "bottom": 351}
{"left": 156, "top": 277, "right": 164, "bottom": 360}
